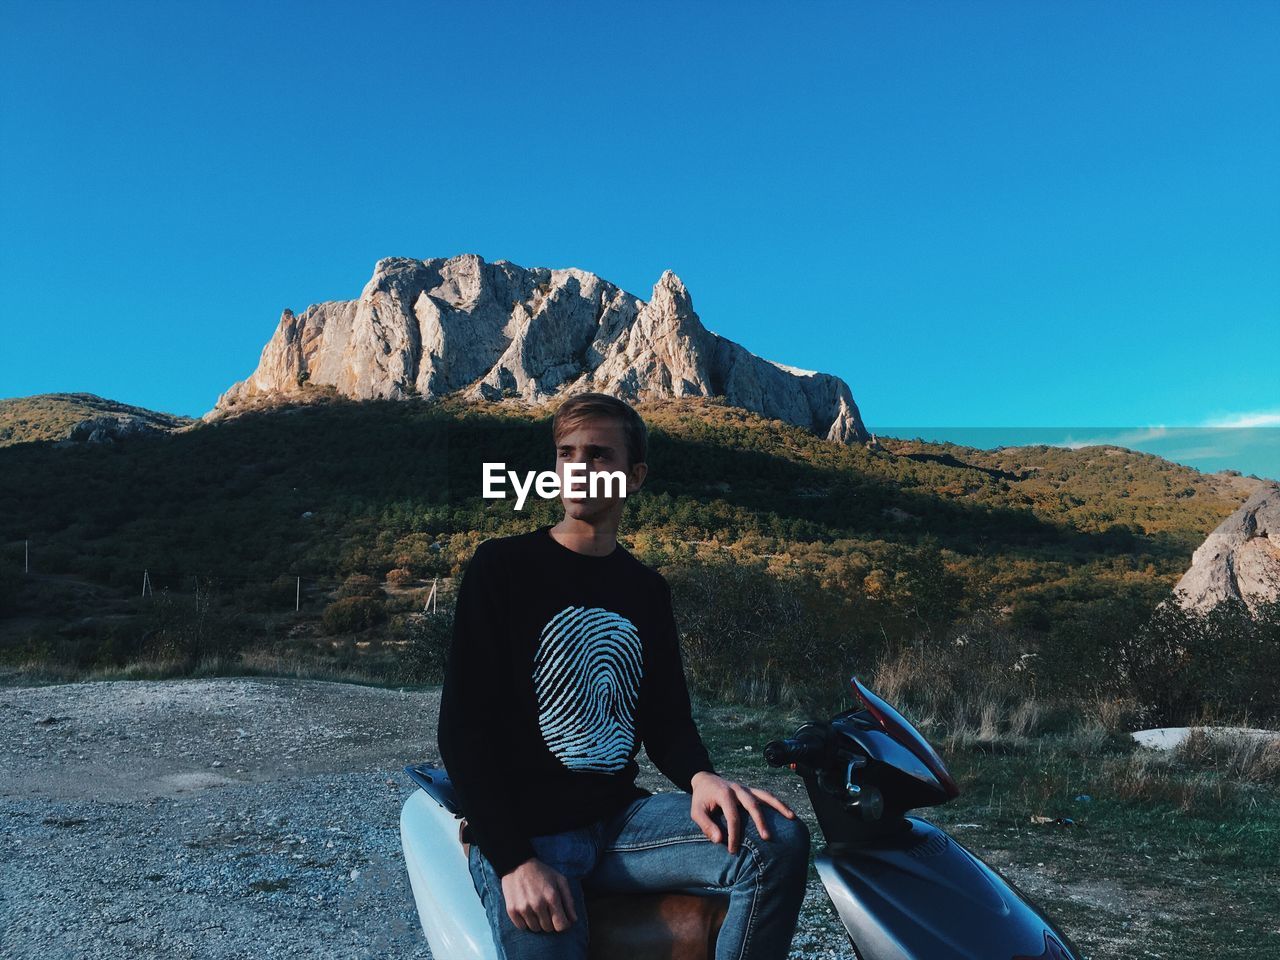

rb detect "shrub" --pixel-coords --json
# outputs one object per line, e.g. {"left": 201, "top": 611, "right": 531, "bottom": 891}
{"left": 1041, "top": 589, "right": 1163, "bottom": 700}
{"left": 336, "top": 573, "right": 384, "bottom": 600}
{"left": 666, "top": 559, "right": 860, "bottom": 711}
{"left": 138, "top": 578, "right": 244, "bottom": 666}
{"left": 395, "top": 607, "right": 456, "bottom": 684}
{"left": 1105, "top": 596, "right": 1280, "bottom": 726}
{"left": 873, "top": 537, "right": 968, "bottom": 630}
{"left": 238, "top": 574, "right": 300, "bottom": 613}
{"left": 322, "top": 595, "right": 385, "bottom": 634}
{"left": 386, "top": 567, "right": 415, "bottom": 585}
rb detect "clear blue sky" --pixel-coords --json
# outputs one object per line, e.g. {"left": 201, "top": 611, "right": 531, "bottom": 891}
{"left": 2, "top": 2, "right": 1277, "bottom": 450}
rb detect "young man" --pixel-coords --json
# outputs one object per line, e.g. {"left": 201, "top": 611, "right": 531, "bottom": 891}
{"left": 437, "top": 392, "right": 811, "bottom": 960}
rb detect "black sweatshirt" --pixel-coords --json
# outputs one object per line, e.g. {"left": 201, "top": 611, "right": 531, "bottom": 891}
{"left": 435, "top": 524, "right": 717, "bottom": 877}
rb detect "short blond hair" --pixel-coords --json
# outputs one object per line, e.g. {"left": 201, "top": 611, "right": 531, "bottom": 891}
{"left": 552, "top": 392, "right": 647, "bottom": 469}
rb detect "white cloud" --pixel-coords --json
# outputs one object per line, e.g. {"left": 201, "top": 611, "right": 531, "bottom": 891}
{"left": 1202, "top": 410, "right": 1280, "bottom": 429}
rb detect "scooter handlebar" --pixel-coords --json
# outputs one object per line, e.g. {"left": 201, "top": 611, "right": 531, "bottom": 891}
{"left": 763, "top": 732, "right": 826, "bottom": 768}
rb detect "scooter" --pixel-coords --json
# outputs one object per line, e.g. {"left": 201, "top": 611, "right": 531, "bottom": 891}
{"left": 400, "top": 675, "right": 1082, "bottom": 959}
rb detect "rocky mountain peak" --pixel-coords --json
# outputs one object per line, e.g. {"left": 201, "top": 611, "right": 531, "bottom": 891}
{"left": 206, "top": 254, "right": 869, "bottom": 445}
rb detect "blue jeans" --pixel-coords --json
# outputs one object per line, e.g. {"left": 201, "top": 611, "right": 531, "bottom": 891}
{"left": 466, "top": 790, "right": 811, "bottom": 960}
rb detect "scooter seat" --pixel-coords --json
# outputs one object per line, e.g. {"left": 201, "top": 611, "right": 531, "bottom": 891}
{"left": 583, "top": 889, "right": 729, "bottom": 960}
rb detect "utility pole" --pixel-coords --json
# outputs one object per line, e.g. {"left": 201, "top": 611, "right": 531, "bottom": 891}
{"left": 25, "top": 539, "right": 29, "bottom": 574}
{"left": 424, "top": 577, "right": 438, "bottom": 614}
{"left": 296, "top": 576, "right": 301, "bottom": 612}
{"left": 141, "top": 569, "right": 152, "bottom": 598}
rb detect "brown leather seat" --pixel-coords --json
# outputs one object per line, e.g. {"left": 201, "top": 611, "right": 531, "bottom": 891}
{"left": 461, "top": 823, "right": 728, "bottom": 960}
{"left": 585, "top": 888, "right": 728, "bottom": 960}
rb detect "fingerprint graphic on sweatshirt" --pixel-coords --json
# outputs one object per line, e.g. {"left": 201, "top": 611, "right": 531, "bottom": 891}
{"left": 533, "top": 605, "right": 643, "bottom": 772}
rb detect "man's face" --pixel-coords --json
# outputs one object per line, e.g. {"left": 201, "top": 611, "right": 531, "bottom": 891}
{"left": 553, "top": 417, "right": 647, "bottom": 522}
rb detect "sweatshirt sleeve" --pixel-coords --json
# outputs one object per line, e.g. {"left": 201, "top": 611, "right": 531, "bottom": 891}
{"left": 436, "top": 541, "right": 537, "bottom": 877}
{"left": 638, "top": 575, "right": 717, "bottom": 793}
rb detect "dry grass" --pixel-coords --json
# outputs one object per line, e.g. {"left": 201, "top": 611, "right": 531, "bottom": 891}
{"left": 0, "top": 658, "right": 81, "bottom": 684}
{"left": 1, "top": 651, "right": 389, "bottom": 688}
{"left": 1067, "top": 718, "right": 1117, "bottom": 757}
{"left": 1007, "top": 699, "right": 1041, "bottom": 738}
{"left": 1099, "top": 750, "right": 1230, "bottom": 812}
{"left": 866, "top": 623, "right": 1165, "bottom": 759}
{"left": 869, "top": 621, "right": 1051, "bottom": 737}
{"left": 1174, "top": 728, "right": 1280, "bottom": 785}
{"left": 1095, "top": 728, "right": 1280, "bottom": 813}
{"left": 1094, "top": 695, "right": 1143, "bottom": 735}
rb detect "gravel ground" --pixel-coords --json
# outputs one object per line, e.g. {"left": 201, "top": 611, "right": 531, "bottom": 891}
{"left": 0, "top": 678, "right": 854, "bottom": 959}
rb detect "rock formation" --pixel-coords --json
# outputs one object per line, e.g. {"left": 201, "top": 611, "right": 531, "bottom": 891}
{"left": 64, "top": 415, "right": 172, "bottom": 443}
{"left": 206, "top": 254, "right": 869, "bottom": 444}
{"left": 1174, "top": 482, "right": 1280, "bottom": 613}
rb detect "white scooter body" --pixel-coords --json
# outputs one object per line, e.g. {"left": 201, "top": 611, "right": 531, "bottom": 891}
{"left": 399, "top": 768, "right": 498, "bottom": 960}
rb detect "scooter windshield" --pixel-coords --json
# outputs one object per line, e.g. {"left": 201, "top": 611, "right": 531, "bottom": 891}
{"left": 850, "top": 676, "right": 960, "bottom": 798}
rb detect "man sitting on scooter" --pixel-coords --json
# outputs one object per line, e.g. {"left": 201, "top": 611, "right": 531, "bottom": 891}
{"left": 437, "top": 391, "right": 811, "bottom": 960}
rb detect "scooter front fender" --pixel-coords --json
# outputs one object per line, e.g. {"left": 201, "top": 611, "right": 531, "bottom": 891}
{"left": 813, "top": 818, "right": 1080, "bottom": 960}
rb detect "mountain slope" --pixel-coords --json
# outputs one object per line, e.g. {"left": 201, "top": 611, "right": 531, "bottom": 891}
{"left": 0, "top": 393, "right": 195, "bottom": 447}
{"left": 1, "top": 395, "right": 1262, "bottom": 625}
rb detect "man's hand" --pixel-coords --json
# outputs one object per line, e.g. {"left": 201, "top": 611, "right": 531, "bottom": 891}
{"left": 689, "top": 770, "right": 797, "bottom": 854}
{"left": 500, "top": 858, "right": 578, "bottom": 933}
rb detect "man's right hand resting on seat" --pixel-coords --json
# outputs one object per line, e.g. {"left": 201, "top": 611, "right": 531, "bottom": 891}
{"left": 502, "top": 858, "right": 579, "bottom": 933}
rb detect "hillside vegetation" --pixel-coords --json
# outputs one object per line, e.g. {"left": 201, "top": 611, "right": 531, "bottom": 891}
{"left": 0, "top": 392, "right": 196, "bottom": 446}
{"left": 0, "top": 392, "right": 1274, "bottom": 725}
